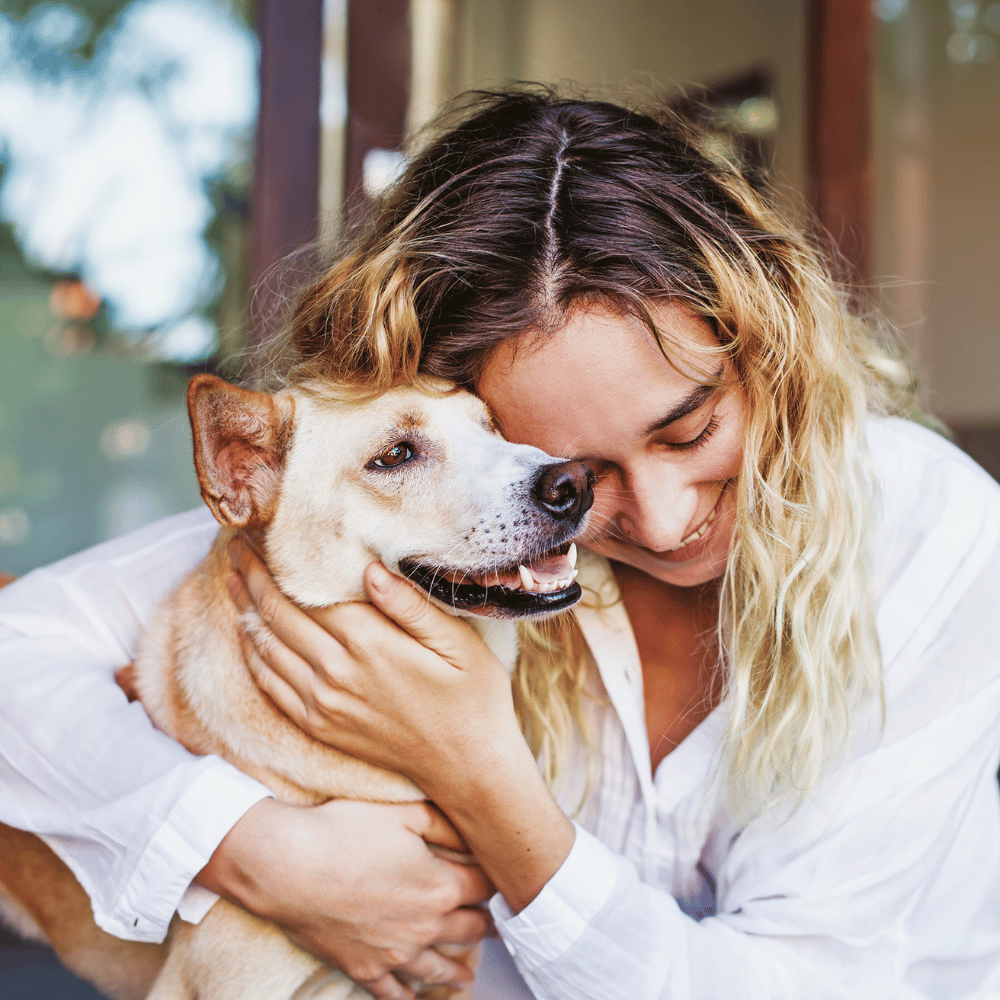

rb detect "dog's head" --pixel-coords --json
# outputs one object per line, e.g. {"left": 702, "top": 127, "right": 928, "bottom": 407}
{"left": 188, "top": 374, "right": 593, "bottom": 619}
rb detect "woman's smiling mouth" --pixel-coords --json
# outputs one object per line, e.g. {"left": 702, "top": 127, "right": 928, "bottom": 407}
{"left": 668, "top": 504, "right": 718, "bottom": 551}
{"left": 643, "top": 485, "right": 730, "bottom": 564}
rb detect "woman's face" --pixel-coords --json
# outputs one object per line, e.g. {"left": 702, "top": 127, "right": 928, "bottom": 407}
{"left": 476, "top": 302, "right": 744, "bottom": 588}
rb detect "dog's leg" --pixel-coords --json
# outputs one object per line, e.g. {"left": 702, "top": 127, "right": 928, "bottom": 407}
{"left": 148, "top": 899, "right": 366, "bottom": 1000}
{"left": 0, "top": 822, "right": 167, "bottom": 1000}
{"left": 290, "top": 966, "right": 378, "bottom": 1000}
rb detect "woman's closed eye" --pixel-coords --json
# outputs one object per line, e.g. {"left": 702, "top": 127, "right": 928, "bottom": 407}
{"left": 663, "top": 413, "right": 720, "bottom": 453}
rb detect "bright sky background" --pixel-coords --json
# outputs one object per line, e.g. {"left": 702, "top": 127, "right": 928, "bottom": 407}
{"left": 0, "top": 0, "right": 258, "bottom": 360}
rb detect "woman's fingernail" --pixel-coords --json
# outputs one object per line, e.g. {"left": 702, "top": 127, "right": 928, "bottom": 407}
{"left": 367, "top": 562, "right": 398, "bottom": 595}
{"left": 228, "top": 539, "right": 242, "bottom": 565}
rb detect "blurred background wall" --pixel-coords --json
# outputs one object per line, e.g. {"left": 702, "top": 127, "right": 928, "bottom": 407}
{"left": 0, "top": 0, "right": 997, "bottom": 585}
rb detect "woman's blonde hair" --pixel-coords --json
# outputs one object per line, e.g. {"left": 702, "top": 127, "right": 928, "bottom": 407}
{"left": 275, "top": 89, "right": 917, "bottom": 816}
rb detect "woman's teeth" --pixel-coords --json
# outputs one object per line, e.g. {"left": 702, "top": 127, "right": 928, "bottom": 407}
{"left": 669, "top": 508, "right": 717, "bottom": 552}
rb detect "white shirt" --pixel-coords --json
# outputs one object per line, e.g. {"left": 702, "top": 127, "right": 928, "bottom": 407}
{"left": 0, "top": 511, "right": 272, "bottom": 940}
{"left": 2, "top": 418, "right": 1000, "bottom": 999}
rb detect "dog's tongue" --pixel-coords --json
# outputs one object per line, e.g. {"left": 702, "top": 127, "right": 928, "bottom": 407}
{"left": 452, "top": 543, "right": 579, "bottom": 594}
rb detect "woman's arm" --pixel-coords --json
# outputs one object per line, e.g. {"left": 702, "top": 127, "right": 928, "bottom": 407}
{"left": 0, "top": 509, "right": 268, "bottom": 941}
{"left": 228, "top": 525, "right": 1000, "bottom": 1000}
{"left": 227, "top": 542, "right": 577, "bottom": 913}
{"left": 197, "top": 797, "right": 489, "bottom": 1000}
{"left": 0, "top": 514, "right": 491, "bottom": 1000}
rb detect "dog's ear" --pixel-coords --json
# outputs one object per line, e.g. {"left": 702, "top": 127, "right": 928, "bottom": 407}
{"left": 187, "top": 374, "right": 295, "bottom": 529}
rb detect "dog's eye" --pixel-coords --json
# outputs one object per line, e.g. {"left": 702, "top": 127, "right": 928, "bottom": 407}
{"left": 371, "top": 442, "right": 416, "bottom": 469}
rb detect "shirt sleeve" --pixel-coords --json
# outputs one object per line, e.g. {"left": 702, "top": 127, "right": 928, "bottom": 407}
{"left": 492, "top": 650, "right": 1000, "bottom": 999}
{"left": 0, "top": 509, "right": 273, "bottom": 943}
{"left": 491, "top": 430, "right": 1000, "bottom": 1000}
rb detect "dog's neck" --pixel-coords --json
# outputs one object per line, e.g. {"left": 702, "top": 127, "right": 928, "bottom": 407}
{"left": 466, "top": 616, "right": 519, "bottom": 674}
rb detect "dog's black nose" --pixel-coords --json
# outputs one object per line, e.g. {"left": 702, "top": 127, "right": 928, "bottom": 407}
{"left": 532, "top": 461, "right": 595, "bottom": 522}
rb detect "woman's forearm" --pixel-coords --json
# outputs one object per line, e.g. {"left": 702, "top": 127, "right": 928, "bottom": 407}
{"left": 421, "top": 737, "right": 577, "bottom": 914}
{"left": 195, "top": 797, "right": 493, "bottom": 999}
{"left": 0, "top": 510, "right": 251, "bottom": 942}
{"left": 227, "top": 546, "right": 578, "bottom": 914}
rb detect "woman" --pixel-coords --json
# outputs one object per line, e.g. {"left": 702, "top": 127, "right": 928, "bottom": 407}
{"left": 2, "top": 90, "right": 1000, "bottom": 1000}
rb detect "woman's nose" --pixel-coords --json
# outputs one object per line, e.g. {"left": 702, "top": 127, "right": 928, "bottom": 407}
{"left": 610, "top": 477, "right": 694, "bottom": 554}
{"left": 614, "top": 508, "right": 677, "bottom": 553}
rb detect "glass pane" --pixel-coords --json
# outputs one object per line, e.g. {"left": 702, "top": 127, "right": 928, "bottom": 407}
{"left": 0, "top": 0, "right": 258, "bottom": 575}
{"left": 874, "top": 0, "right": 1000, "bottom": 428}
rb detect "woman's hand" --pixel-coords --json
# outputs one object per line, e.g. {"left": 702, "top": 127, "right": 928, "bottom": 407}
{"left": 197, "top": 797, "right": 492, "bottom": 1000}
{"left": 227, "top": 538, "right": 577, "bottom": 915}
{"left": 226, "top": 538, "right": 524, "bottom": 795}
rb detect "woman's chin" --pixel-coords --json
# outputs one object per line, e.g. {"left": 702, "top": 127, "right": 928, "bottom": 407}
{"left": 587, "top": 537, "right": 729, "bottom": 588}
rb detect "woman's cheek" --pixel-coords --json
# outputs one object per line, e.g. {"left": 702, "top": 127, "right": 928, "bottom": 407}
{"left": 582, "top": 475, "right": 622, "bottom": 543}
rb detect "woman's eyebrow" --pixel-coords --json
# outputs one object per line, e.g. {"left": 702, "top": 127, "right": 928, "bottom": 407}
{"left": 643, "top": 365, "right": 725, "bottom": 436}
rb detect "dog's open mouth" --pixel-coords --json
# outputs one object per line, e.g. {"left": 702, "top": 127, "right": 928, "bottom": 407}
{"left": 399, "top": 544, "right": 582, "bottom": 617}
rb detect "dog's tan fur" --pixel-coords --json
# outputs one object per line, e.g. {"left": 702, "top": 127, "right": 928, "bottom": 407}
{"left": 0, "top": 375, "right": 587, "bottom": 1000}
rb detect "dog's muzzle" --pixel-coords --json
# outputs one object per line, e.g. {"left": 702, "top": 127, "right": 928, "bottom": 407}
{"left": 400, "top": 460, "right": 594, "bottom": 619}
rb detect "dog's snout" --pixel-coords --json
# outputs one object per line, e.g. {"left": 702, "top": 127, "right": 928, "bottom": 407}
{"left": 532, "top": 461, "right": 595, "bottom": 522}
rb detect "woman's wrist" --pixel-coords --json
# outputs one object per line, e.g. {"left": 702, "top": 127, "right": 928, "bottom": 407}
{"left": 426, "top": 739, "right": 576, "bottom": 914}
{"left": 194, "top": 796, "right": 287, "bottom": 918}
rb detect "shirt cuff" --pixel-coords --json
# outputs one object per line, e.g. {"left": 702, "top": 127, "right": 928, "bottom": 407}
{"left": 489, "top": 822, "right": 619, "bottom": 972}
{"left": 93, "top": 760, "right": 271, "bottom": 941}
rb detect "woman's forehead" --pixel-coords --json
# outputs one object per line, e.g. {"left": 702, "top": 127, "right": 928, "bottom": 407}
{"left": 477, "top": 303, "right": 722, "bottom": 447}
{"left": 481, "top": 303, "right": 719, "bottom": 396}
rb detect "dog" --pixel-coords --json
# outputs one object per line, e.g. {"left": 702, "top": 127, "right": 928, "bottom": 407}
{"left": 0, "top": 373, "right": 593, "bottom": 1000}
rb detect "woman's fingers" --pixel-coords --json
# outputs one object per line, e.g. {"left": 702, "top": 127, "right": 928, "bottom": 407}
{"left": 434, "top": 906, "right": 494, "bottom": 945}
{"left": 364, "top": 563, "right": 477, "bottom": 666}
{"left": 228, "top": 538, "right": 338, "bottom": 669}
{"left": 401, "top": 801, "right": 467, "bottom": 853}
{"left": 397, "top": 804, "right": 493, "bottom": 907}
{"left": 356, "top": 972, "right": 416, "bottom": 1000}
{"left": 442, "top": 859, "right": 494, "bottom": 908}
{"left": 238, "top": 629, "right": 311, "bottom": 728}
{"left": 394, "top": 948, "right": 474, "bottom": 989}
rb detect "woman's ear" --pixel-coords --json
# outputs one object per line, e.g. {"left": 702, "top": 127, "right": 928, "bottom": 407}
{"left": 187, "top": 375, "right": 296, "bottom": 529}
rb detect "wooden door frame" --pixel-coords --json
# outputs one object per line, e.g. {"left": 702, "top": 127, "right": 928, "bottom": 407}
{"left": 806, "top": 0, "right": 874, "bottom": 289}
{"left": 249, "top": 0, "right": 325, "bottom": 340}
{"left": 249, "top": 0, "right": 410, "bottom": 339}
{"left": 343, "top": 0, "right": 411, "bottom": 227}
{"left": 251, "top": 1, "right": 874, "bottom": 311}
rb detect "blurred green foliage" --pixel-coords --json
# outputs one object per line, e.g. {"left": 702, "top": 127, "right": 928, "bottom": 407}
{"left": 0, "top": 0, "right": 255, "bottom": 574}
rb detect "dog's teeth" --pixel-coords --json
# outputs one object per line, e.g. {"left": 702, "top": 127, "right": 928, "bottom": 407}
{"left": 568, "top": 543, "right": 578, "bottom": 569}
{"left": 519, "top": 565, "right": 533, "bottom": 591}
